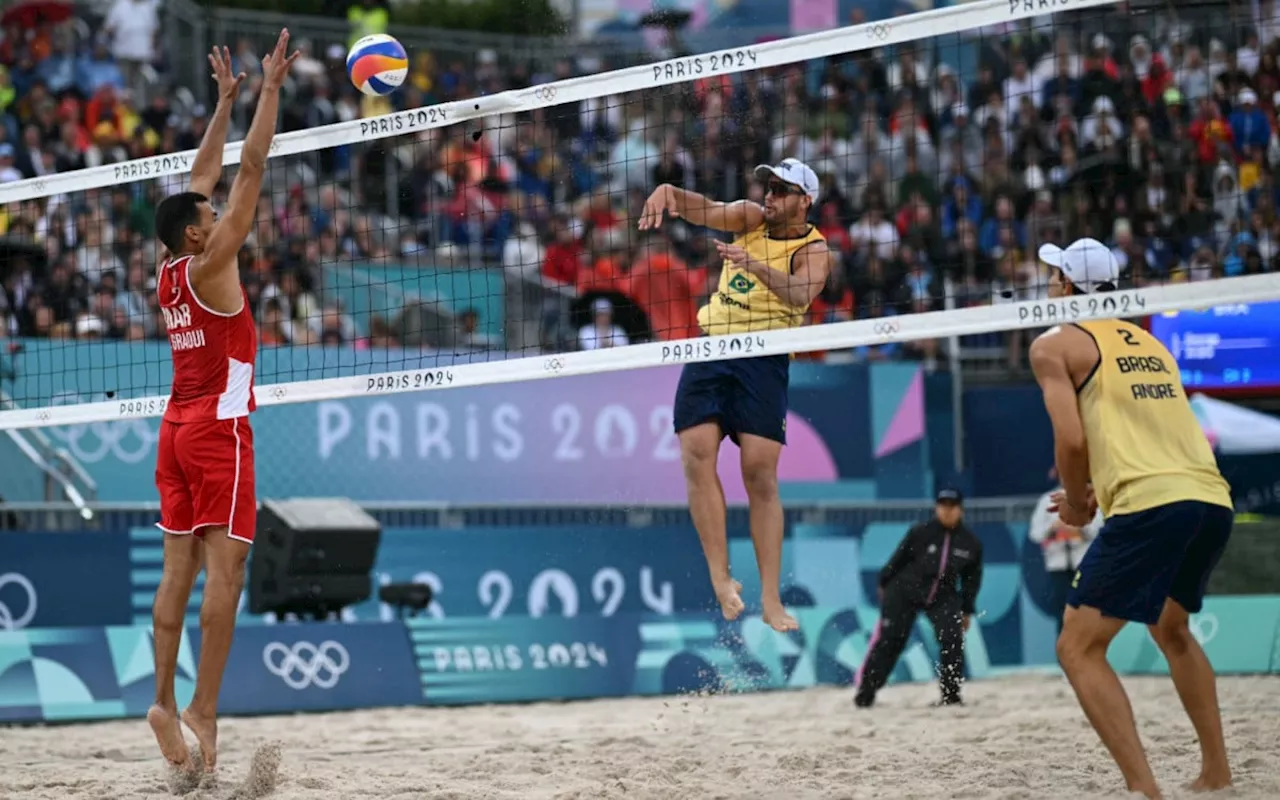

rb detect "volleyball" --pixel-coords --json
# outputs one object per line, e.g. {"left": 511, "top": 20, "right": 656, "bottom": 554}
{"left": 346, "top": 34, "right": 408, "bottom": 97}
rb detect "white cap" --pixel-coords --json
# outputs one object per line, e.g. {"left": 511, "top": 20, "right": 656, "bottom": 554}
{"left": 1039, "top": 238, "right": 1120, "bottom": 293}
{"left": 754, "top": 158, "right": 820, "bottom": 203}
{"left": 75, "top": 315, "right": 106, "bottom": 336}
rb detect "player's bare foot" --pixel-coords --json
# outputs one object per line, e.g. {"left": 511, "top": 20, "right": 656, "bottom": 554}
{"left": 762, "top": 601, "right": 798, "bottom": 632}
{"left": 1187, "top": 772, "right": 1232, "bottom": 792}
{"left": 713, "top": 579, "right": 745, "bottom": 621}
{"left": 181, "top": 708, "right": 219, "bottom": 772}
{"left": 1128, "top": 781, "right": 1163, "bottom": 800}
{"left": 147, "top": 704, "right": 191, "bottom": 766}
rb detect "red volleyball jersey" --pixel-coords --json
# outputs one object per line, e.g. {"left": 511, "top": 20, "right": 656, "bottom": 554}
{"left": 157, "top": 254, "right": 258, "bottom": 424}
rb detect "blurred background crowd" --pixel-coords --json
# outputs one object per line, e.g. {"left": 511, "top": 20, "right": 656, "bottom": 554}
{"left": 0, "top": 0, "right": 1278, "bottom": 373}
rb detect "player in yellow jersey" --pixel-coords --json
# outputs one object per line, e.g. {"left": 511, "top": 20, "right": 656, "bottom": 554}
{"left": 638, "top": 158, "right": 830, "bottom": 632}
{"left": 1029, "top": 238, "right": 1234, "bottom": 800}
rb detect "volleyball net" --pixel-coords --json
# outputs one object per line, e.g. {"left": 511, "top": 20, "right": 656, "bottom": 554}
{"left": 2, "top": 0, "right": 1279, "bottom": 430}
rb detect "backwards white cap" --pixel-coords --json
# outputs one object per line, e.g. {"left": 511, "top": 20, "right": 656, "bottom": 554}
{"left": 1038, "top": 238, "right": 1120, "bottom": 293}
{"left": 753, "top": 158, "right": 821, "bottom": 203}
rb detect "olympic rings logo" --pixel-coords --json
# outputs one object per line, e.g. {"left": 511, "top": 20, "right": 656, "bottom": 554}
{"left": 534, "top": 86, "right": 558, "bottom": 101}
{"left": 262, "top": 640, "right": 350, "bottom": 690}
{"left": 873, "top": 321, "right": 901, "bottom": 336}
{"left": 544, "top": 357, "right": 565, "bottom": 373}
{"left": 0, "top": 573, "right": 38, "bottom": 631}
{"left": 45, "top": 394, "right": 158, "bottom": 464}
{"left": 1189, "top": 613, "right": 1219, "bottom": 646}
{"left": 867, "top": 24, "right": 891, "bottom": 41}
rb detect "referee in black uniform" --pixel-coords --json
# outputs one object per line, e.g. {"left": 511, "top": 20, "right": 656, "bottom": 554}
{"left": 854, "top": 488, "right": 984, "bottom": 708}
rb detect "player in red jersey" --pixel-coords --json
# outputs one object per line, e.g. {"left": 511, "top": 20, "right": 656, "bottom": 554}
{"left": 146, "top": 31, "right": 298, "bottom": 774}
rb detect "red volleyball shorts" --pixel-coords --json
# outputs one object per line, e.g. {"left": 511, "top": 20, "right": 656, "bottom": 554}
{"left": 155, "top": 416, "right": 257, "bottom": 544}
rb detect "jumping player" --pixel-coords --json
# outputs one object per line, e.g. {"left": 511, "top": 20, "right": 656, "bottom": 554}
{"left": 638, "top": 159, "right": 830, "bottom": 632}
{"left": 1030, "top": 238, "right": 1234, "bottom": 799}
{"left": 147, "top": 32, "right": 298, "bottom": 773}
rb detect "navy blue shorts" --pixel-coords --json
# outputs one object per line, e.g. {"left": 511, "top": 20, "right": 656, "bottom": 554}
{"left": 672, "top": 355, "right": 789, "bottom": 444}
{"left": 1067, "top": 500, "right": 1234, "bottom": 625}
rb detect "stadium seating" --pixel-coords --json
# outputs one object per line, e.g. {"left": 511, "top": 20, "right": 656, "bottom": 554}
{"left": 1, "top": 2, "right": 1277, "bottom": 375}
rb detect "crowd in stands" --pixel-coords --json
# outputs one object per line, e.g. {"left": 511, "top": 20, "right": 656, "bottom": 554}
{"left": 1, "top": 2, "right": 1279, "bottom": 370}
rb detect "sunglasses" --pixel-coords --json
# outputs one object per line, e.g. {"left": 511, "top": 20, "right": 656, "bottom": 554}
{"left": 766, "top": 180, "right": 805, "bottom": 197}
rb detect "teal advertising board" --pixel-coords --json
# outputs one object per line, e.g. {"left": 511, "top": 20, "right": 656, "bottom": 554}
{"left": 4, "top": 597, "right": 1276, "bottom": 724}
{"left": 1107, "top": 596, "right": 1280, "bottom": 675}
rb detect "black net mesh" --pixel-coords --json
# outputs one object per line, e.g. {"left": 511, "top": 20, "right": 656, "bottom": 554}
{"left": 2, "top": 0, "right": 1276, "bottom": 411}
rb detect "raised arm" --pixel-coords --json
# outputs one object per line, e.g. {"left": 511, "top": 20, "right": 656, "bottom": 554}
{"left": 638, "top": 184, "right": 765, "bottom": 234}
{"left": 188, "top": 47, "right": 246, "bottom": 198}
{"left": 195, "top": 29, "right": 298, "bottom": 296}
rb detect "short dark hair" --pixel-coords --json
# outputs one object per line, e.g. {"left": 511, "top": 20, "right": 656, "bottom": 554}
{"left": 1053, "top": 267, "right": 1115, "bottom": 296}
{"left": 154, "top": 192, "right": 209, "bottom": 254}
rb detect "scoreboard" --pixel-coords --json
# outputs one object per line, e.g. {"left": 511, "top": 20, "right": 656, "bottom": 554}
{"left": 1148, "top": 302, "right": 1280, "bottom": 392}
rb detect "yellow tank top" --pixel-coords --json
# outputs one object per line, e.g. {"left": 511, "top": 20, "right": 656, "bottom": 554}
{"left": 697, "top": 224, "right": 826, "bottom": 335}
{"left": 1075, "top": 320, "right": 1232, "bottom": 517}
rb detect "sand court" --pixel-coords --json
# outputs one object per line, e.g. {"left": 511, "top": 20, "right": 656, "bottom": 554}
{"left": 1, "top": 674, "right": 1277, "bottom": 800}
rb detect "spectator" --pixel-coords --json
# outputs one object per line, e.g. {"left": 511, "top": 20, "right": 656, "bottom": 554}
{"left": 578, "top": 298, "right": 628, "bottom": 350}
{"left": 850, "top": 202, "right": 899, "bottom": 261}
{"left": 979, "top": 195, "right": 1026, "bottom": 256}
{"left": 348, "top": 0, "right": 390, "bottom": 47}
{"left": 1229, "top": 88, "right": 1271, "bottom": 156}
{"left": 0, "top": 143, "right": 21, "bottom": 183}
{"left": 103, "top": 0, "right": 159, "bottom": 102}
{"left": 77, "top": 38, "right": 126, "bottom": 96}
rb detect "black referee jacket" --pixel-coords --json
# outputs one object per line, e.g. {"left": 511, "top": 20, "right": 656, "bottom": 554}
{"left": 878, "top": 518, "right": 984, "bottom": 613}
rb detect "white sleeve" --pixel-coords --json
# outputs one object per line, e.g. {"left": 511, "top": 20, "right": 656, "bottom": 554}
{"left": 1027, "top": 492, "right": 1056, "bottom": 544}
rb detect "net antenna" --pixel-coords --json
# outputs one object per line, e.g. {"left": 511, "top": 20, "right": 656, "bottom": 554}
{"left": 2, "top": 0, "right": 1279, "bottom": 431}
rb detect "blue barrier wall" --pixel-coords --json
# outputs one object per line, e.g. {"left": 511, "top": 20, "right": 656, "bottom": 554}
{"left": 322, "top": 264, "right": 504, "bottom": 340}
{"left": 963, "top": 384, "right": 1056, "bottom": 497}
{"left": 3, "top": 520, "right": 1275, "bottom": 723}
{"left": 3, "top": 517, "right": 1037, "bottom": 663}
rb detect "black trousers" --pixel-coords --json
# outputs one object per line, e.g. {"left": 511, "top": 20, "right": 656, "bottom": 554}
{"left": 856, "top": 584, "right": 966, "bottom": 703}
